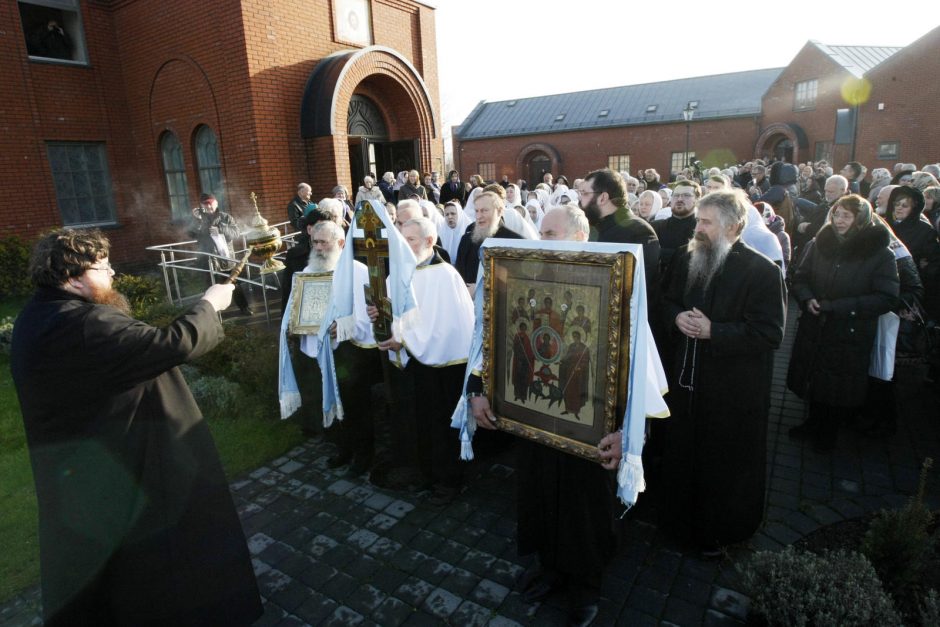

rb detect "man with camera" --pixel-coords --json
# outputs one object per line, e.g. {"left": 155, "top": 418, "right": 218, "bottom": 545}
{"left": 188, "top": 193, "right": 252, "bottom": 316}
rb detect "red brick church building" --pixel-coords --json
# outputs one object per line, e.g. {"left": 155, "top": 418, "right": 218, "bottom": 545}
{"left": 453, "top": 26, "right": 939, "bottom": 187}
{"left": 2, "top": 0, "right": 442, "bottom": 260}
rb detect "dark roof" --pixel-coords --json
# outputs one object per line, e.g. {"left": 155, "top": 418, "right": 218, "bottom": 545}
{"left": 455, "top": 68, "right": 783, "bottom": 140}
{"left": 809, "top": 42, "right": 902, "bottom": 78}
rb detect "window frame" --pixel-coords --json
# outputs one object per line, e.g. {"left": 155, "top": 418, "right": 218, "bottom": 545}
{"left": 814, "top": 141, "right": 833, "bottom": 164}
{"left": 46, "top": 141, "right": 117, "bottom": 227}
{"left": 607, "top": 154, "right": 631, "bottom": 173}
{"left": 670, "top": 151, "right": 695, "bottom": 175}
{"left": 18, "top": 0, "right": 89, "bottom": 66}
{"left": 478, "top": 162, "right": 496, "bottom": 182}
{"left": 160, "top": 132, "right": 191, "bottom": 221}
{"left": 193, "top": 125, "right": 225, "bottom": 210}
{"left": 794, "top": 79, "right": 818, "bottom": 111}
{"left": 876, "top": 141, "right": 899, "bottom": 161}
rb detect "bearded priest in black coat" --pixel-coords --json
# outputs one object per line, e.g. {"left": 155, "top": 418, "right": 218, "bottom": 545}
{"left": 10, "top": 229, "right": 262, "bottom": 626}
{"left": 660, "top": 190, "right": 786, "bottom": 551}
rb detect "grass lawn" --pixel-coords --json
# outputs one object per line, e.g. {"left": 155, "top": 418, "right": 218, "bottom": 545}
{"left": 0, "top": 294, "right": 304, "bottom": 603}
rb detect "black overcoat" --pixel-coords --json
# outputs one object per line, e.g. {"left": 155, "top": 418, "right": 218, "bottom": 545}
{"left": 787, "top": 223, "right": 899, "bottom": 407}
{"left": 660, "top": 241, "right": 786, "bottom": 548}
{"left": 11, "top": 288, "right": 262, "bottom": 626}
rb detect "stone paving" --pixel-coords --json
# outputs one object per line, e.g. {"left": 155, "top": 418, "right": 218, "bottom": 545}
{"left": 3, "top": 302, "right": 939, "bottom": 626}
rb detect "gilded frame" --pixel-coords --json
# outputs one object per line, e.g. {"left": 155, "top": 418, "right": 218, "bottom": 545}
{"left": 481, "top": 247, "right": 635, "bottom": 461}
{"left": 289, "top": 272, "right": 333, "bottom": 335}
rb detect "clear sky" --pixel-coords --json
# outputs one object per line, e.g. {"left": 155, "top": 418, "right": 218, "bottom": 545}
{"left": 432, "top": 1, "right": 936, "bottom": 158}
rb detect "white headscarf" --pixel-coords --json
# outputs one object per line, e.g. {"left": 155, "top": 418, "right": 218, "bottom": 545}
{"left": 439, "top": 202, "right": 472, "bottom": 263}
{"left": 505, "top": 184, "right": 523, "bottom": 208}
{"left": 464, "top": 186, "right": 483, "bottom": 220}
{"left": 636, "top": 190, "right": 662, "bottom": 221}
{"left": 742, "top": 204, "right": 784, "bottom": 267}
{"left": 419, "top": 199, "right": 445, "bottom": 234}
{"left": 500, "top": 203, "right": 539, "bottom": 239}
{"left": 393, "top": 171, "right": 408, "bottom": 191}
{"left": 549, "top": 185, "right": 579, "bottom": 208}
{"left": 526, "top": 198, "right": 545, "bottom": 229}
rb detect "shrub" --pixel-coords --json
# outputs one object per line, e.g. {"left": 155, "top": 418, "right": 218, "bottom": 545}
{"left": 0, "top": 317, "right": 14, "bottom": 355}
{"left": 739, "top": 546, "right": 900, "bottom": 626}
{"left": 921, "top": 589, "right": 940, "bottom": 627}
{"left": 0, "top": 236, "right": 32, "bottom": 297}
{"left": 180, "top": 365, "right": 240, "bottom": 418}
{"left": 112, "top": 273, "right": 165, "bottom": 321}
{"left": 862, "top": 458, "right": 934, "bottom": 599}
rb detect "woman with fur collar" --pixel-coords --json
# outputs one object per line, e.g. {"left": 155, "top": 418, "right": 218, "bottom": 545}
{"left": 787, "top": 194, "right": 899, "bottom": 452}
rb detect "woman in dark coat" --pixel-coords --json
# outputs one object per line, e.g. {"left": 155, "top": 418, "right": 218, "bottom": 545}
{"left": 886, "top": 185, "right": 940, "bottom": 319}
{"left": 787, "top": 194, "right": 900, "bottom": 451}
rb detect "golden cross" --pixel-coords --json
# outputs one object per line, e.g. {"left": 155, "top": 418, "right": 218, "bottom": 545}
{"left": 353, "top": 201, "right": 392, "bottom": 341}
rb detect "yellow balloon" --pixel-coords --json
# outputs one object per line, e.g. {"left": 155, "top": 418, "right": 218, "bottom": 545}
{"left": 841, "top": 77, "right": 872, "bottom": 106}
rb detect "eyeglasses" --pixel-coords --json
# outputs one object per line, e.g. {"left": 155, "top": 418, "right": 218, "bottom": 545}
{"left": 88, "top": 263, "right": 114, "bottom": 274}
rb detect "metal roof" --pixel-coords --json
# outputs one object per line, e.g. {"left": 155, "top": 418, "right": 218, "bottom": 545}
{"left": 454, "top": 68, "right": 783, "bottom": 141}
{"left": 809, "top": 42, "right": 903, "bottom": 78}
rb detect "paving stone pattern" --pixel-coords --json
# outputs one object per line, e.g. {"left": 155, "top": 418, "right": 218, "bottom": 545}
{"left": 3, "top": 302, "right": 939, "bottom": 626}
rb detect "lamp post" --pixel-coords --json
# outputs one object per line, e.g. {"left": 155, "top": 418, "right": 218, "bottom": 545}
{"left": 682, "top": 102, "right": 696, "bottom": 173}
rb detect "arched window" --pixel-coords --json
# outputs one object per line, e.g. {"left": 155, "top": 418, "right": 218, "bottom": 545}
{"left": 160, "top": 132, "right": 189, "bottom": 219}
{"left": 194, "top": 125, "right": 224, "bottom": 209}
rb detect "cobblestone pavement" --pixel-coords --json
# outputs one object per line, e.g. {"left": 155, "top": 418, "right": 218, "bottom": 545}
{"left": 3, "top": 302, "right": 939, "bottom": 626}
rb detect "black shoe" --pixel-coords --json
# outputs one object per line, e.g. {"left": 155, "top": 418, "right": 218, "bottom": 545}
{"left": 349, "top": 456, "right": 372, "bottom": 476}
{"left": 327, "top": 453, "right": 352, "bottom": 469}
{"left": 567, "top": 603, "right": 598, "bottom": 627}
{"left": 522, "top": 570, "right": 565, "bottom": 604}
{"left": 788, "top": 420, "right": 818, "bottom": 441}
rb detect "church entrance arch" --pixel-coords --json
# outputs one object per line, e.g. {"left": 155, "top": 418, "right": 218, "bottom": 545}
{"left": 516, "top": 142, "right": 562, "bottom": 188}
{"left": 754, "top": 123, "right": 807, "bottom": 165}
{"left": 300, "top": 46, "right": 439, "bottom": 196}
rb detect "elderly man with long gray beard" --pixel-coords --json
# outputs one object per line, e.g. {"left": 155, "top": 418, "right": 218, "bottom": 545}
{"left": 454, "top": 190, "right": 523, "bottom": 290}
{"left": 659, "top": 189, "right": 786, "bottom": 554}
{"left": 278, "top": 220, "right": 382, "bottom": 474}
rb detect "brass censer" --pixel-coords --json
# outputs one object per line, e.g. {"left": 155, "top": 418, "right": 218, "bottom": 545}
{"left": 244, "top": 191, "right": 285, "bottom": 274}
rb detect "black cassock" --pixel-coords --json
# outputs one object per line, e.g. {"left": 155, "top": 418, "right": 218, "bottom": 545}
{"left": 11, "top": 288, "right": 262, "bottom": 626}
{"left": 660, "top": 241, "right": 786, "bottom": 549}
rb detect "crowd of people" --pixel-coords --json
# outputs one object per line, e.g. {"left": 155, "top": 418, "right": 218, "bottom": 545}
{"left": 273, "top": 155, "right": 938, "bottom": 623}
{"left": 11, "top": 152, "right": 938, "bottom": 625}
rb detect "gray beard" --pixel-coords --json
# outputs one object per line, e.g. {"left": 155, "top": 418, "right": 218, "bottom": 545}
{"left": 471, "top": 220, "right": 499, "bottom": 244}
{"left": 686, "top": 234, "right": 732, "bottom": 292}
{"left": 307, "top": 249, "right": 340, "bottom": 273}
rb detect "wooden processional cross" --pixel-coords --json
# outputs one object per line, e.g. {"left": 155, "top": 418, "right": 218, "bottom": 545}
{"left": 353, "top": 202, "right": 393, "bottom": 342}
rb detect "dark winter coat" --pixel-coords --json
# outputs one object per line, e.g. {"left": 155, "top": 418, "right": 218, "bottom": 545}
{"left": 885, "top": 186, "right": 940, "bottom": 278}
{"left": 787, "top": 222, "right": 899, "bottom": 407}
{"left": 660, "top": 240, "right": 786, "bottom": 548}
{"left": 10, "top": 289, "right": 262, "bottom": 626}
{"left": 440, "top": 180, "right": 467, "bottom": 206}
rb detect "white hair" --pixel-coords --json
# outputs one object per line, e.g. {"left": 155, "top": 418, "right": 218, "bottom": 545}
{"left": 396, "top": 199, "right": 421, "bottom": 220}
{"left": 317, "top": 197, "right": 344, "bottom": 221}
{"left": 403, "top": 216, "right": 437, "bottom": 243}
{"left": 545, "top": 204, "right": 589, "bottom": 238}
{"left": 311, "top": 219, "right": 345, "bottom": 242}
{"left": 298, "top": 182, "right": 311, "bottom": 193}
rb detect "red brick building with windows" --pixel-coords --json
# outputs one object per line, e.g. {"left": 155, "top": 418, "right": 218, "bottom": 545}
{"left": 453, "top": 26, "right": 938, "bottom": 188}
{"left": 2, "top": 0, "right": 442, "bottom": 261}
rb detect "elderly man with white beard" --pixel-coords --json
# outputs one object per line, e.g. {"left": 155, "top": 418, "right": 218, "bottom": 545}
{"left": 278, "top": 220, "right": 382, "bottom": 474}
{"left": 368, "top": 216, "right": 475, "bottom": 505}
{"left": 454, "top": 190, "right": 523, "bottom": 290}
{"left": 659, "top": 189, "right": 785, "bottom": 554}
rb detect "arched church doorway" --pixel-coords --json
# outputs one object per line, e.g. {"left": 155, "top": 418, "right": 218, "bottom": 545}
{"left": 527, "top": 152, "right": 551, "bottom": 187}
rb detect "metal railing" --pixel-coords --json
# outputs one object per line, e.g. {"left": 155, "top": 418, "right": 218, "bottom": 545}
{"left": 146, "top": 220, "right": 303, "bottom": 325}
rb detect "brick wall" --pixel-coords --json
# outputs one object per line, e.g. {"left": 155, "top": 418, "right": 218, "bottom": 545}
{"left": 855, "top": 26, "right": 940, "bottom": 169}
{"left": 455, "top": 117, "right": 759, "bottom": 185}
{"left": 0, "top": 0, "right": 442, "bottom": 263}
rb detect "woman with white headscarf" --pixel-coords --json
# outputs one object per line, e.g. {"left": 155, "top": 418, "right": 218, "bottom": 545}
{"left": 742, "top": 204, "right": 784, "bottom": 271}
{"left": 506, "top": 184, "right": 524, "bottom": 210}
{"left": 439, "top": 200, "right": 472, "bottom": 263}
{"left": 526, "top": 198, "right": 545, "bottom": 230}
{"left": 463, "top": 186, "right": 483, "bottom": 221}
{"left": 635, "top": 189, "right": 662, "bottom": 222}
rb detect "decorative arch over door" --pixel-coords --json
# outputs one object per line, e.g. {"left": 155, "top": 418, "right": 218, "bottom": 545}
{"left": 300, "top": 46, "right": 439, "bottom": 188}
{"left": 754, "top": 123, "right": 807, "bottom": 164}
{"left": 516, "top": 142, "right": 562, "bottom": 186}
